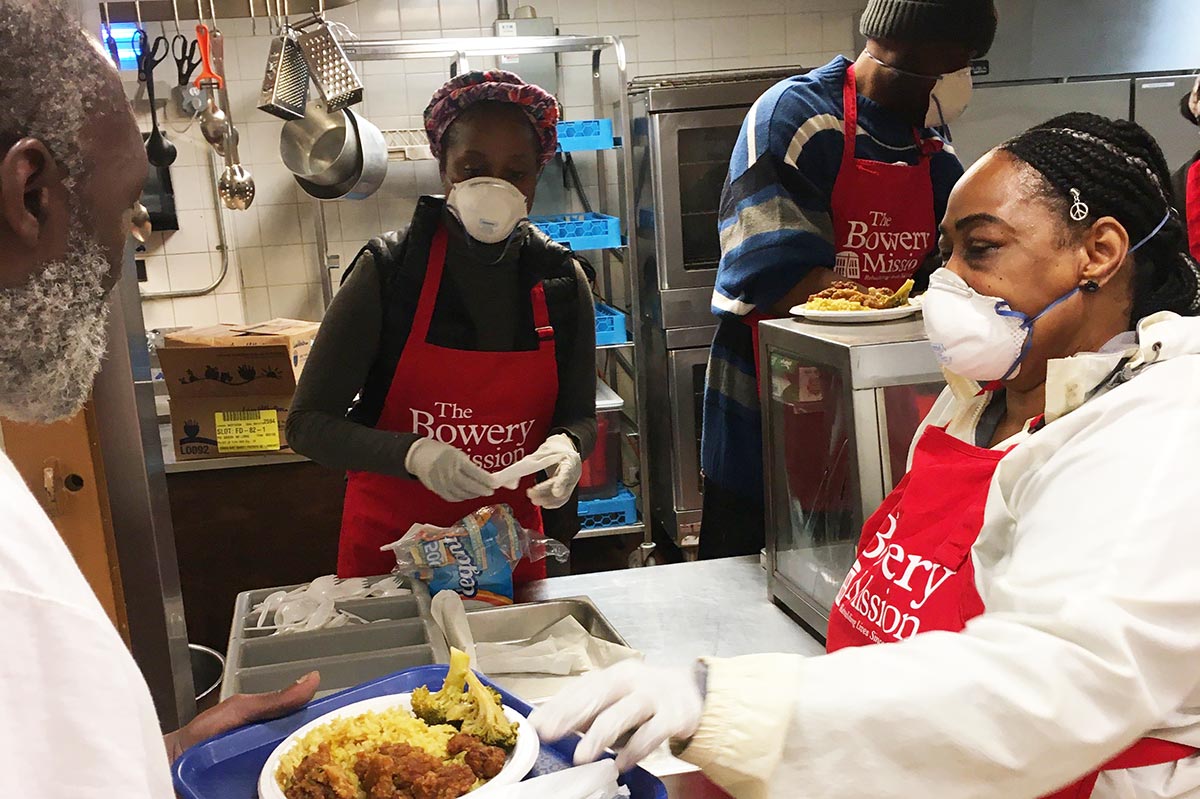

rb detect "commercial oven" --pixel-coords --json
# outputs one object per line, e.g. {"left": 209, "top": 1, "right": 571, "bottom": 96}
{"left": 629, "top": 67, "right": 803, "bottom": 547}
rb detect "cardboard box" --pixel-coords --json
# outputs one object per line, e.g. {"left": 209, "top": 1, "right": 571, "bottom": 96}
{"left": 157, "top": 319, "right": 321, "bottom": 461}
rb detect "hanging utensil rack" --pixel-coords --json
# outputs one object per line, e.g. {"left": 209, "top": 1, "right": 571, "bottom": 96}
{"left": 102, "top": 0, "right": 351, "bottom": 22}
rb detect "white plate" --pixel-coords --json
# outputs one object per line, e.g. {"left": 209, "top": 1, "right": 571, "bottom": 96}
{"left": 259, "top": 692, "right": 539, "bottom": 799}
{"left": 789, "top": 301, "right": 920, "bottom": 323}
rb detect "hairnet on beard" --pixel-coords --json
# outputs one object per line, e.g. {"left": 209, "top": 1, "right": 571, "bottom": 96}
{"left": 0, "top": 220, "right": 112, "bottom": 424}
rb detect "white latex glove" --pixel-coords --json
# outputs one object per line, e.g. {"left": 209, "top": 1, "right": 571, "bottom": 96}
{"left": 404, "top": 438, "right": 495, "bottom": 503}
{"left": 530, "top": 660, "right": 704, "bottom": 772}
{"left": 526, "top": 433, "right": 582, "bottom": 509}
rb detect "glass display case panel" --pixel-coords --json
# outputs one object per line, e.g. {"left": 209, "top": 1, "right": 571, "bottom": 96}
{"left": 767, "top": 351, "right": 858, "bottom": 611}
{"left": 880, "top": 382, "right": 947, "bottom": 485}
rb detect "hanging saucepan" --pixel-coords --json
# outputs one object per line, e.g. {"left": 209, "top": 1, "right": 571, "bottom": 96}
{"left": 293, "top": 108, "right": 388, "bottom": 201}
{"left": 279, "top": 100, "right": 359, "bottom": 187}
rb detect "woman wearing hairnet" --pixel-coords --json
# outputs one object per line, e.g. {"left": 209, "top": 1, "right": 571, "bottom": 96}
{"left": 288, "top": 71, "right": 596, "bottom": 581}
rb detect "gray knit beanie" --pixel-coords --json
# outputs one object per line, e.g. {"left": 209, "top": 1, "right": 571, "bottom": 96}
{"left": 860, "top": 0, "right": 998, "bottom": 57}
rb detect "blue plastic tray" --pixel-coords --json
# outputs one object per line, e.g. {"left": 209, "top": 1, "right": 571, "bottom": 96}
{"left": 172, "top": 664, "right": 666, "bottom": 799}
{"left": 557, "top": 119, "right": 616, "bottom": 152}
{"left": 595, "top": 302, "right": 629, "bottom": 346}
{"left": 578, "top": 485, "right": 638, "bottom": 529}
{"left": 530, "top": 213, "right": 623, "bottom": 251}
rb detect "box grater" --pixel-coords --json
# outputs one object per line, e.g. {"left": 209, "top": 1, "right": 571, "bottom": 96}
{"left": 258, "top": 27, "right": 309, "bottom": 121}
{"left": 295, "top": 15, "right": 363, "bottom": 113}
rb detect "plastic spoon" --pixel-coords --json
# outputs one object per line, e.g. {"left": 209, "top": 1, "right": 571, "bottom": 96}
{"left": 254, "top": 590, "right": 287, "bottom": 627}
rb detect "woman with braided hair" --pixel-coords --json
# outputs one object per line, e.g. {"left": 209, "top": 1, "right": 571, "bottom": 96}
{"left": 533, "top": 112, "right": 1200, "bottom": 799}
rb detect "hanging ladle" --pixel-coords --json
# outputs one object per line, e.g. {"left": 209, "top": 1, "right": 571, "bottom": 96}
{"left": 135, "top": 27, "right": 177, "bottom": 167}
{"left": 218, "top": 128, "right": 256, "bottom": 210}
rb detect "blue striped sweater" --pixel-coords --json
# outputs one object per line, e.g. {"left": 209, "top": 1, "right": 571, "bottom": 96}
{"left": 701, "top": 56, "right": 964, "bottom": 500}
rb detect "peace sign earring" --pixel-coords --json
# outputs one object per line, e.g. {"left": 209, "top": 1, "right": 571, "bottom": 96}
{"left": 1069, "top": 188, "right": 1089, "bottom": 222}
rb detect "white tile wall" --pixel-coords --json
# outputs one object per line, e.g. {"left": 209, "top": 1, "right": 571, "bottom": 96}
{"left": 123, "top": 0, "right": 862, "bottom": 332}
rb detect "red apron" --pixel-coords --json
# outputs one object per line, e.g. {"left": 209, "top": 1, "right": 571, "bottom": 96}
{"left": 337, "top": 225, "right": 556, "bottom": 583}
{"left": 1186, "top": 160, "right": 1200, "bottom": 261}
{"left": 745, "top": 62, "right": 938, "bottom": 369}
{"left": 829, "top": 62, "right": 939, "bottom": 291}
{"left": 828, "top": 425, "right": 1197, "bottom": 797}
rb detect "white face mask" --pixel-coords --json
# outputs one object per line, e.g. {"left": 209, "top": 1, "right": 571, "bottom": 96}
{"left": 921, "top": 268, "right": 1079, "bottom": 382}
{"left": 864, "top": 52, "right": 974, "bottom": 131}
{"left": 445, "top": 177, "right": 528, "bottom": 244}
{"left": 925, "top": 67, "right": 973, "bottom": 129}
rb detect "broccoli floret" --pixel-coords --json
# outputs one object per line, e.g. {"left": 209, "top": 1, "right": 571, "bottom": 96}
{"left": 460, "top": 668, "right": 518, "bottom": 749}
{"left": 411, "top": 648, "right": 471, "bottom": 726}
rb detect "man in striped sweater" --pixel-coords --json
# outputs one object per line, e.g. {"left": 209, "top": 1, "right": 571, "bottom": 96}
{"left": 699, "top": 0, "right": 998, "bottom": 558}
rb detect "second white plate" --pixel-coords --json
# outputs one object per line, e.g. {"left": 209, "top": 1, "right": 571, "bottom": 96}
{"left": 789, "top": 302, "right": 921, "bottom": 324}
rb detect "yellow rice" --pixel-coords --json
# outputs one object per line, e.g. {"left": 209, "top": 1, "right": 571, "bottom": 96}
{"left": 804, "top": 297, "right": 911, "bottom": 312}
{"left": 276, "top": 706, "right": 459, "bottom": 796}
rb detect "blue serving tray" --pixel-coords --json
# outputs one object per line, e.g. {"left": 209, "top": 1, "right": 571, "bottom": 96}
{"left": 173, "top": 665, "right": 667, "bottom": 799}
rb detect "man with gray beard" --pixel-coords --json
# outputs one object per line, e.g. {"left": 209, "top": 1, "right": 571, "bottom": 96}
{"left": 0, "top": 1, "right": 317, "bottom": 794}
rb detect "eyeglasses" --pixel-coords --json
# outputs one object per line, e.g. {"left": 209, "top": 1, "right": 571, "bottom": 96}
{"left": 130, "top": 201, "right": 152, "bottom": 243}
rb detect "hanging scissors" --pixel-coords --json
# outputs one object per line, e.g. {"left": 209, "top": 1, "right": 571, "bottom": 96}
{"left": 132, "top": 29, "right": 171, "bottom": 84}
{"left": 172, "top": 33, "right": 202, "bottom": 86}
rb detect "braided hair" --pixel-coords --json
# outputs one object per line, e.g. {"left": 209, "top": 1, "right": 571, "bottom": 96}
{"left": 998, "top": 112, "right": 1200, "bottom": 324}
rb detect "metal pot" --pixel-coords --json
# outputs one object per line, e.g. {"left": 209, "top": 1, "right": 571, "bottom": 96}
{"left": 188, "top": 643, "right": 225, "bottom": 707}
{"left": 294, "top": 108, "right": 388, "bottom": 201}
{"left": 279, "top": 100, "right": 359, "bottom": 187}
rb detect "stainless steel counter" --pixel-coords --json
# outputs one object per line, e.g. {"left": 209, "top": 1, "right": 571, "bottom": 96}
{"left": 520, "top": 557, "right": 823, "bottom": 798}
{"left": 519, "top": 556, "right": 825, "bottom": 666}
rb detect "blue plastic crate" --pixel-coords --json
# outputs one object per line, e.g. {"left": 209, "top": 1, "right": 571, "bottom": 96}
{"left": 579, "top": 484, "right": 638, "bottom": 529}
{"left": 531, "top": 212, "right": 623, "bottom": 251}
{"left": 595, "top": 302, "right": 629, "bottom": 346}
{"left": 173, "top": 665, "right": 666, "bottom": 799}
{"left": 558, "top": 118, "right": 616, "bottom": 152}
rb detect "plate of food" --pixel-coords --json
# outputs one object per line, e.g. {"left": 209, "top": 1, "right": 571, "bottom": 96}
{"left": 790, "top": 279, "right": 920, "bottom": 323}
{"left": 262, "top": 649, "right": 538, "bottom": 799}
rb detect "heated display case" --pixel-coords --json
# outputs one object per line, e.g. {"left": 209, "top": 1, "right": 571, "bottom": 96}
{"left": 759, "top": 317, "right": 945, "bottom": 638}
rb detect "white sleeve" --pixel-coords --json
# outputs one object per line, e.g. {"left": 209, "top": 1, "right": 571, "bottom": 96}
{"left": 0, "top": 590, "right": 173, "bottom": 798}
{"left": 683, "top": 373, "right": 1200, "bottom": 799}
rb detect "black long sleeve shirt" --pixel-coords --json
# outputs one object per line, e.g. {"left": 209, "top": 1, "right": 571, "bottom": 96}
{"left": 286, "top": 211, "right": 597, "bottom": 480}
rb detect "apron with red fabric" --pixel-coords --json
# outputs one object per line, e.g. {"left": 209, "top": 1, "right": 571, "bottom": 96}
{"left": 337, "top": 225, "right": 556, "bottom": 583}
{"left": 744, "top": 62, "right": 938, "bottom": 375}
{"left": 1186, "top": 160, "right": 1200, "bottom": 261}
{"left": 827, "top": 424, "right": 1197, "bottom": 797}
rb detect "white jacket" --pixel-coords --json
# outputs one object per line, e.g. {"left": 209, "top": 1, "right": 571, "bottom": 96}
{"left": 679, "top": 312, "right": 1200, "bottom": 799}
